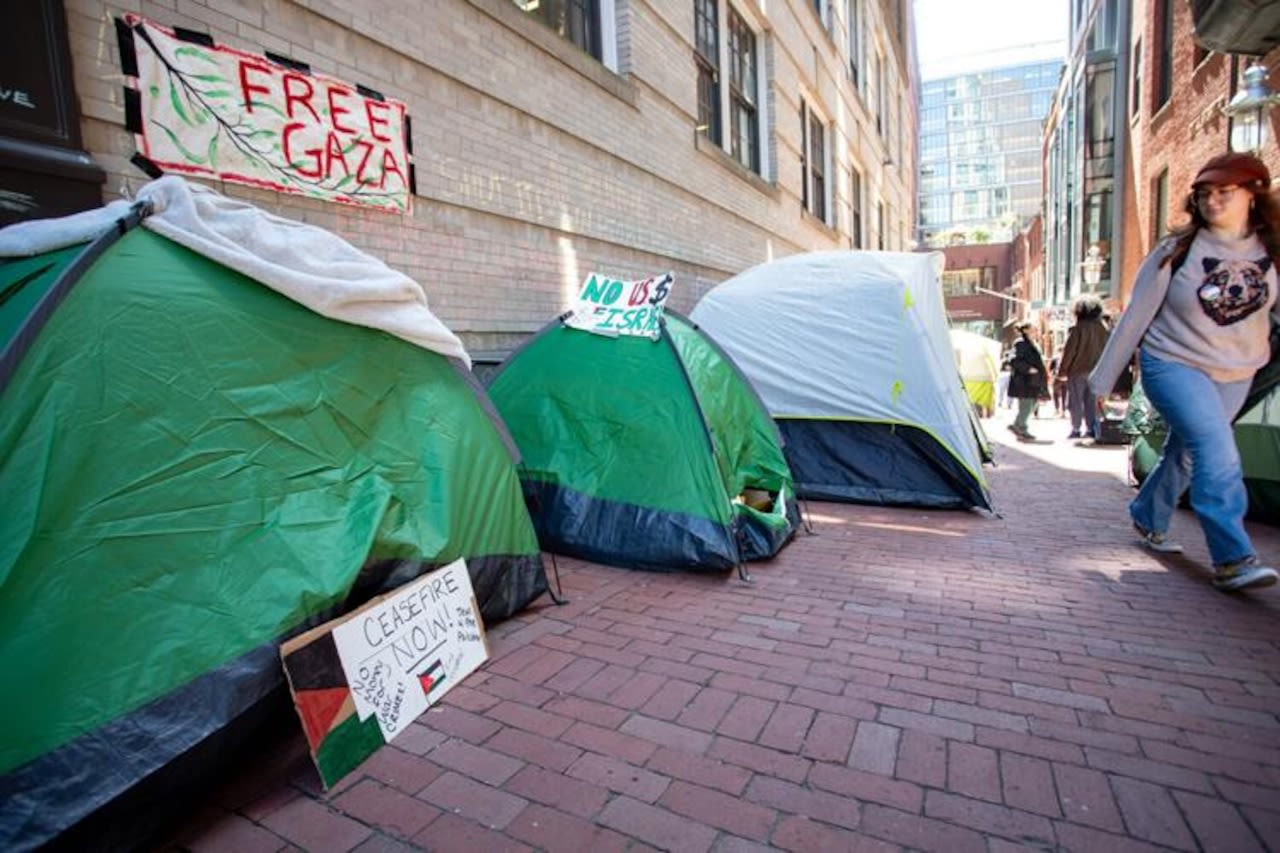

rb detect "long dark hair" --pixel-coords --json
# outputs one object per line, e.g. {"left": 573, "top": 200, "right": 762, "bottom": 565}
{"left": 1162, "top": 182, "right": 1280, "bottom": 270}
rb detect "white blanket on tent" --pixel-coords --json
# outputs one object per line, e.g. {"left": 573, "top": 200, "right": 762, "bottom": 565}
{"left": 0, "top": 176, "right": 469, "bottom": 365}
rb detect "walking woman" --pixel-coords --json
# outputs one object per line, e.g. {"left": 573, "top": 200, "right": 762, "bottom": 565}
{"left": 1089, "top": 152, "right": 1279, "bottom": 592}
{"left": 1007, "top": 321, "right": 1048, "bottom": 441}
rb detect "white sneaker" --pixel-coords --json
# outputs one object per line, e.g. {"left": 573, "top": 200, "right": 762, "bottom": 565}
{"left": 1134, "top": 523, "right": 1184, "bottom": 554}
{"left": 1212, "top": 558, "right": 1279, "bottom": 592}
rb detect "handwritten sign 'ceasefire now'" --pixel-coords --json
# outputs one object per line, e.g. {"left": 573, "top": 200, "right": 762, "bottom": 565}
{"left": 331, "top": 560, "right": 488, "bottom": 741}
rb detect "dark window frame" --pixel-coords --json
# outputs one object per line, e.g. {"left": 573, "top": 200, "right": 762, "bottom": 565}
{"left": 1155, "top": 0, "right": 1173, "bottom": 110}
{"left": 694, "top": 0, "right": 721, "bottom": 144}
{"left": 1153, "top": 168, "right": 1169, "bottom": 241}
{"left": 727, "top": 6, "right": 759, "bottom": 172}
{"left": 809, "top": 109, "right": 826, "bottom": 223}
{"left": 520, "top": 0, "right": 602, "bottom": 60}
{"left": 847, "top": 0, "right": 861, "bottom": 88}
{"left": 1130, "top": 36, "right": 1142, "bottom": 118}
{"left": 851, "top": 166, "right": 864, "bottom": 248}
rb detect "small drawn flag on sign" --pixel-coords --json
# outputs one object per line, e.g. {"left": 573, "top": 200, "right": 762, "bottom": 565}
{"left": 417, "top": 660, "right": 446, "bottom": 697}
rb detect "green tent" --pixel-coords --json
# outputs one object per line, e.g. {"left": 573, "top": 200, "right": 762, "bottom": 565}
{"left": 1126, "top": 382, "right": 1280, "bottom": 522}
{"left": 0, "top": 181, "right": 546, "bottom": 849}
{"left": 487, "top": 311, "right": 798, "bottom": 572}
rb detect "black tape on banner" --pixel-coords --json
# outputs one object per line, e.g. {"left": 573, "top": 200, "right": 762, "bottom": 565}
{"left": 172, "top": 27, "right": 214, "bottom": 47}
{"left": 404, "top": 115, "right": 414, "bottom": 154}
{"left": 357, "top": 84, "right": 385, "bottom": 102}
{"left": 265, "top": 51, "right": 311, "bottom": 74}
{"left": 123, "top": 88, "right": 142, "bottom": 133}
{"left": 408, "top": 163, "right": 417, "bottom": 196}
{"left": 130, "top": 153, "right": 164, "bottom": 179}
{"left": 115, "top": 17, "right": 138, "bottom": 77}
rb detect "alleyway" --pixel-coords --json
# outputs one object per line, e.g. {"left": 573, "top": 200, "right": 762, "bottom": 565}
{"left": 171, "top": 411, "right": 1280, "bottom": 852}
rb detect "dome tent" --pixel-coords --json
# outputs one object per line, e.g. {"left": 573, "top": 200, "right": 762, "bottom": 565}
{"left": 691, "top": 251, "right": 992, "bottom": 511}
{"left": 0, "top": 178, "right": 547, "bottom": 850}
{"left": 487, "top": 310, "right": 798, "bottom": 572}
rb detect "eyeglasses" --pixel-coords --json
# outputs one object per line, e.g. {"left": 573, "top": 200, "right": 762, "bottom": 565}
{"left": 1194, "top": 185, "right": 1240, "bottom": 203}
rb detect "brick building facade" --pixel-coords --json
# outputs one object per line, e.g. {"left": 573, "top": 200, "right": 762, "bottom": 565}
{"left": 1124, "top": 0, "right": 1280, "bottom": 302}
{"left": 1043, "top": 0, "right": 1280, "bottom": 323}
{"left": 4, "top": 0, "right": 919, "bottom": 355}
{"left": 939, "top": 242, "right": 1010, "bottom": 337}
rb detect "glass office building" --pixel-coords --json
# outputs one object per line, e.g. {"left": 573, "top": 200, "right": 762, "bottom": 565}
{"left": 918, "top": 60, "right": 1062, "bottom": 247}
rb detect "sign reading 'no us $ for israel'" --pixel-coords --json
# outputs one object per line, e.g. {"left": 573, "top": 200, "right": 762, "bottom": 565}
{"left": 565, "top": 272, "right": 674, "bottom": 339}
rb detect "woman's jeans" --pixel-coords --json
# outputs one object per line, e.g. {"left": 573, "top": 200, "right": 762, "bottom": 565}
{"left": 1066, "top": 375, "right": 1097, "bottom": 437}
{"left": 1131, "top": 350, "right": 1253, "bottom": 566}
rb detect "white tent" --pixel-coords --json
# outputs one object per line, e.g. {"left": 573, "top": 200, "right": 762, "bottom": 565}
{"left": 691, "top": 251, "right": 991, "bottom": 510}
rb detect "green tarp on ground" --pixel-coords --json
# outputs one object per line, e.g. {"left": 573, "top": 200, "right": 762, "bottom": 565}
{"left": 1126, "top": 382, "right": 1280, "bottom": 523}
{"left": 0, "top": 190, "right": 546, "bottom": 849}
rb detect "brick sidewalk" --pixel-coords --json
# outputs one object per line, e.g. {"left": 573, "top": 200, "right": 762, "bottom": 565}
{"left": 172, "top": 414, "right": 1280, "bottom": 852}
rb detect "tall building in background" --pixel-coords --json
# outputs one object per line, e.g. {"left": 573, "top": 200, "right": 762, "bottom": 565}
{"left": 918, "top": 59, "right": 1062, "bottom": 248}
{"left": 1041, "top": 0, "right": 1130, "bottom": 349}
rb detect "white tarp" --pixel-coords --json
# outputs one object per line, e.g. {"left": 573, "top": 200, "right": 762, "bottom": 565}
{"left": 0, "top": 177, "right": 468, "bottom": 365}
{"left": 690, "top": 250, "right": 985, "bottom": 482}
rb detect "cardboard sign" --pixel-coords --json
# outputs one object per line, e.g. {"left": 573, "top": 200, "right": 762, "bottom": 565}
{"left": 280, "top": 559, "right": 487, "bottom": 787}
{"left": 565, "top": 272, "right": 674, "bottom": 339}
{"left": 122, "top": 15, "right": 411, "bottom": 213}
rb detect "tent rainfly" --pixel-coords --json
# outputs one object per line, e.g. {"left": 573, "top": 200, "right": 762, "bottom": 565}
{"left": 691, "top": 251, "right": 993, "bottom": 511}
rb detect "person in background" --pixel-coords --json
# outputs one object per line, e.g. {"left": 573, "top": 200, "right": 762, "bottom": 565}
{"left": 1007, "top": 321, "right": 1048, "bottom": 441}
{"left": 1058, "top": 295, "right": 1109, "bottom": 439}
{"left": 1049, "top": 349, "right": 1068, "bottom": 417}
{"left": 1090, "top": 151, "right": 1279, "bottom": 592}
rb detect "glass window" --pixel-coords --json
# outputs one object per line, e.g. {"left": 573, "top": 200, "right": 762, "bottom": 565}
{"left": 1153, "top": 168, "right": 1168, "bottom": 240}
{"left": 875, "top": 52, "right": 886, "bottom": 137}
{"left": 1131, "top": 37, "right": 1142, "bottom": 118}
{"left": 694, "top": 0, "right": 720, "bottom": 144}
{"left": 518, "top": 0, "right": 600, "bottom": 59}
{"left": 1086, "top": 0, "right": 1116, "bottom": 52}
{"left": 1155, "top": 0, "right": 1172, "bottom": 109}
{"left": 728, "top": 7, "right": 758, "bottom": 172}
{"left": 851, "top": 167, "right": 863, "bottom": 248}
{"left": 846, "top": 0, "right": 861, "bottom": 88}
{"left": 809, "top": 110, "right": 826, "bottom": 222}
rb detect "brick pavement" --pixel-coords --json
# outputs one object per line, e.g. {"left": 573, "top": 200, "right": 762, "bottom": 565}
{"left": 170, "top": 412, "right": 1280, "bottom": 852}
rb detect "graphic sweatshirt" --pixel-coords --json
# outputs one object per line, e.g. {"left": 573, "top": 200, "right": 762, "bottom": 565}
{"left": 1142, "top": 229, "right": 1276, "bottom": 383}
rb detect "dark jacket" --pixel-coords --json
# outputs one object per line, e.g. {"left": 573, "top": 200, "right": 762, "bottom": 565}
{"left": 1058, "top": 316, "right": 1110, "bottom": 378}
{"left": 1007, "top": 334, "right": 1048, "bottom": 399}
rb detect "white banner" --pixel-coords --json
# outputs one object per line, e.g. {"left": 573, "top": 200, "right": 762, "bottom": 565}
{"left": 125, "top": 15, "right": 411, "bottom": 213}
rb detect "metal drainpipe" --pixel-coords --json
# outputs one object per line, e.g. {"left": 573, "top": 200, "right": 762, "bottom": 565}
{"left": 1109, "top": 0, "right": 1132, "bottom": 306}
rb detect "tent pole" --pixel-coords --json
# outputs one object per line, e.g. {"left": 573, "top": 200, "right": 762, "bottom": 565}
{"left": 544, "top": 552, "right": 569, "bottom": 605}
{"left": 799, "top": 496, "right": 816, "bottom": 535}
